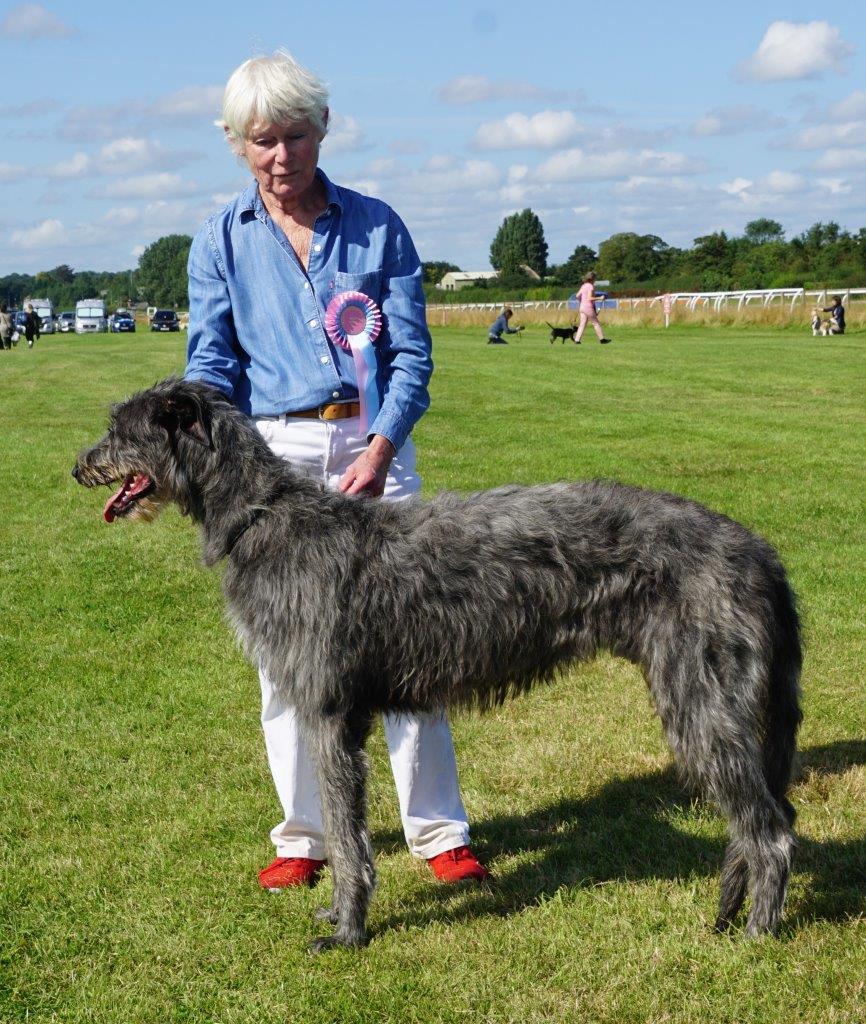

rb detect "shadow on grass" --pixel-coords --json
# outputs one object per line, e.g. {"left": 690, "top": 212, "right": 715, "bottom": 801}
{"left": 370, "top": 739, "right": 866, "bottom": 937}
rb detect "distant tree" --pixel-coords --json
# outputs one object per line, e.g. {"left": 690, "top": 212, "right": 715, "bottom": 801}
{"left": 596, "top": 232, "right": 673, "bottom": 283}
{"left": 422, "top": 261, "right": 460, "bottom": 285}
{"left": 796, "top": 221, "right": 842, "bottom": 251}
{"left": 555, "top": 244, "right": 597, "bottom": 285}
{"left": 137, "top": 234, "right": 193, "bottom": 307}
{"left": 490, "top": 209, "right": 548, "bottom": 277}
{"left": 743, "top": 219, "right": 785, "bottom": 245}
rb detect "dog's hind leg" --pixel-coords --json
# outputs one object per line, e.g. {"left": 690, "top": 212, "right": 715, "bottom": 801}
{"left": 649, "top": 636, "right": 795, "bottom": 936}
{"left": 304, "top": 708, "right": 376, "bottom": 952}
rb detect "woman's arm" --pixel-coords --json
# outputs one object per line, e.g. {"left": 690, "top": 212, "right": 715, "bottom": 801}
{"left": 185, "top": 224, "right": 242, "bottom": 397}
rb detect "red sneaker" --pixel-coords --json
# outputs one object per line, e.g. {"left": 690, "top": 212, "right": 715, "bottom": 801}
{"left": 427, "top": 845, "right": 490, "bottom": 883}
{"left": 258, "top": 857, "right": 326, "bottom": 890}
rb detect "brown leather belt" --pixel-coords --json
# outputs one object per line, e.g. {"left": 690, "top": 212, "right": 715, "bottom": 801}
{"left": 287, "top": 401, "right": 360, "bottom": 421}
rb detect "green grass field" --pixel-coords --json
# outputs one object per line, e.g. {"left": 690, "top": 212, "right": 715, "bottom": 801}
{"left": 1, "top": 326, "right": 864, "bottom": 1023}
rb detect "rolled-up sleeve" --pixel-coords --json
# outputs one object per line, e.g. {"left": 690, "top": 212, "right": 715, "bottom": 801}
{"left": 185, "top": 222, "right": 241, "bottom": 398}
{"left": 367, "top": 209, "right": 433, "bottom": 450}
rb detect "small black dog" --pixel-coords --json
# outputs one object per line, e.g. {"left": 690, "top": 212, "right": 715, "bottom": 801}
{"left": 547, "top": 322, "right": 577, "bottom": 344}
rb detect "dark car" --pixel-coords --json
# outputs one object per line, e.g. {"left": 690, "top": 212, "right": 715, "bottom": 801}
{"left": 58, "top": 311, "right": 76, "bottom": 332}
{"left": 150, "top": 309, "right": 179, "bottom": 332}
{"left": 109, "top": 310, "right": 136, "bottom": 333}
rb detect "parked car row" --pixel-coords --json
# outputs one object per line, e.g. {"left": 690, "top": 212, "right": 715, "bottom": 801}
{"left": 3, "top": 307, "right": 186, "bottom": 334}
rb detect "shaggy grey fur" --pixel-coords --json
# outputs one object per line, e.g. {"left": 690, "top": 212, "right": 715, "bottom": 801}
{"left": 73, "top": 377, "right": 803, "bottom": 951}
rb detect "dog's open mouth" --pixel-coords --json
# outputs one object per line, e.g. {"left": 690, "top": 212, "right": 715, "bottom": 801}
{"left": 103, "top": 473, "right": 155, "bottom": 522}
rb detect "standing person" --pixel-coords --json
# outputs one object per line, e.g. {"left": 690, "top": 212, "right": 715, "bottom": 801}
{"left": 185, "top": 50, "right": 488, "bottom": 892}
{"left": 0, "top": 304, "right": 12, "bottom": 350}
{"left": 822, "top": 295, "right": 846, "bottom": 335}
{"left": 23, "top": 304, "right": 40, "bottom": 348}
{"left": 573, "top": 272, "right": 612, "bottom": 345}
{"left": 487, "top": 307, "right": 523, "bottom": 344}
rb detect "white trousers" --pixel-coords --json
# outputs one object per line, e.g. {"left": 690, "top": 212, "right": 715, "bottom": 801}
{"left": 254, "top": 413, "right": 471, "bottom": 860}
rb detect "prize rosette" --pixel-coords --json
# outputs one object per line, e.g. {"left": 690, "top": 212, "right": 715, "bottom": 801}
{"left": 324, "top": 291, "right": 383, "bottom": 431}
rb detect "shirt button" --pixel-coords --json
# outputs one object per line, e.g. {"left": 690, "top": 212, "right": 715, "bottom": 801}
{"left": 303, "top": 282, "right": 310, "bottom": 289}
{"left": 313, "top": 244, "right": 322, "bottom": 252}
{"left": 320, "top": 355, "right": 329, "bottom": 364}
{"left": 309, "top": 319, "right": 318, "bottom": 328}
{"left": 332, "top": 391, "right": 340, "bottom": 399}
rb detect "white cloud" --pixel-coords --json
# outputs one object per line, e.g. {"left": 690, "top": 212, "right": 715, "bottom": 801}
{"left": 810, "top": 148, "right": 866, "bottom": 172}
{"left": 0, "top": 97, "right": 60, "bottom": 117}
{"left": 99, "top": 173, "right": 199, "bottom": 199}
{"left": 0, "top": 3, "right": 74, "bottom": 39}
{"left": 763, "top": 170, "right": 806, "bottom": 193}
{"left": 536, "top": 148, "right": 705, "bottom": 183}
{"left": 473, "top": 111, "right": 583, "bottom": 150}
{"left": 102, "top": 207, "right": 140, "bottom": 228}
{"left": 736, "top": 21, "right": 853, "bottom": 82}
{"left": 322, "top": 113, "right": 364, "bottom": 155}
{"left": 775, "top": 121, "right": 866, "bottom": 150}
{"left": 817, "top": 178, "right": 852, "bottom": 195}
{"left": 437, "top": 75, "right": 584, "bottom": 106}
{"left": 572, "top": 205, "right": 591, "bottom": 215}
{"left": 692, "top": 105, "right": 785, "bottom": 137}
{"left": 819, "top": 90, "right": 866, "bottom": 123}
{"left": 719, "top": 177, "right": 753, "bottom": 195}
{"left": 10, "top": 217, "right": 68, "bottom": 249}
{"left": 43, "top": 151, "right": 90, "bottom": 178}
{"left": 408, "top": 157, "right": 500, "bottom": 194}
{"left": 0, "top": 161, "right": 28, "bottom": 182}
{"left": 145, "top": 85, "right": 223, "bottom": 119}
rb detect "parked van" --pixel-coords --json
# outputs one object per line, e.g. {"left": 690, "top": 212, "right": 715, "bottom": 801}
{"left": 28, "top": 298, "right": 56, "bottom": 334}
{"left": 75, "top": 299, "right": 107, "bottom": 334}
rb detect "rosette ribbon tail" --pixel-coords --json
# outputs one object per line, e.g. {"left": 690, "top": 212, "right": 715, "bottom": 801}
{"left": 347, "top": 333, "right": 380, "bottom": 433}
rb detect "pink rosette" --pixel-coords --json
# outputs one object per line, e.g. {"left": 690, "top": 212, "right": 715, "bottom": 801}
{"left": 325, "top": 291, "right": 383, "bottom": 431}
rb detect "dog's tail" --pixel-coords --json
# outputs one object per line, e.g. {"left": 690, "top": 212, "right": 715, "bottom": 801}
{"left": 763, "top": 573, "right": 803, "bottom": 823}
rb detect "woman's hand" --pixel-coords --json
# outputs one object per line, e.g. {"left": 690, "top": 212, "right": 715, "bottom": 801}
{"left": 338, "top": 434, "right": 396, "bottom": 497}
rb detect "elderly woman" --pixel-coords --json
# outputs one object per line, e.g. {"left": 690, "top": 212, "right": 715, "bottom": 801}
{"left": 185, "top": 51, "right": 487, "bottom": 891}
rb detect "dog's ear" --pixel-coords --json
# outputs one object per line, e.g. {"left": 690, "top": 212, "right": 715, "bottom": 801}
{"left": 156, "top": 390, "right": 213, "bottom": 448}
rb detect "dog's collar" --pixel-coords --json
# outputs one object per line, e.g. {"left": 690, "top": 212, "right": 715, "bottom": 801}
{"left": 223, "top": 507, "right": 267, "bottom": 556}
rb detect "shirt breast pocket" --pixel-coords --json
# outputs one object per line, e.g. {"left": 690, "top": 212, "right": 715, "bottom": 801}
{"left": 331, "top": 270, "right": 383, "bottom": 305}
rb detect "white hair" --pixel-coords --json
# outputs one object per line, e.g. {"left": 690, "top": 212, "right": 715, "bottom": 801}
{"left": 219, "top": 50, "right": 329, "bottom": 154}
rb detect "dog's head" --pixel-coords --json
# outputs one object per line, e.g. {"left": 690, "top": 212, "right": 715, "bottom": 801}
{"left": 72, "top": 377, "right": 222, "bottom": 523}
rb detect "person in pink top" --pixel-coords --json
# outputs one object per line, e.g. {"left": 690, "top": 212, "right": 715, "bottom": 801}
{"left": 573, "top": 272, "right": 612, "bottom": 345}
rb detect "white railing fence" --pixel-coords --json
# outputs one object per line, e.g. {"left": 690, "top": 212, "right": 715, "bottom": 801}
{"left": 427, "top": 287, "right": 865, "bottom": 323}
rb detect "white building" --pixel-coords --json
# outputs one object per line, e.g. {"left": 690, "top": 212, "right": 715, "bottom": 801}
{"left": 437, "top": 271, "right": 499, "bottom": 291}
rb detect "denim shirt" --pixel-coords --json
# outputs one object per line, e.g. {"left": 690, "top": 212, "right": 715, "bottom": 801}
{"left": 185, "top": 169, "right": 433, "bottom": 451}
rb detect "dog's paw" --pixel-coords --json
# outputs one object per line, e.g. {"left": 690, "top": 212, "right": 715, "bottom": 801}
{"left": 308, "top": 932, "right": 368, "bottom": 954}
{"left": 314, "top": 906, "right": 339, "bottom": 924}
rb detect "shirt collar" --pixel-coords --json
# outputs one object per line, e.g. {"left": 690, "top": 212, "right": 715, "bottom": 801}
{"left": 239, "top": 167, "right": 343, "bottom": 219}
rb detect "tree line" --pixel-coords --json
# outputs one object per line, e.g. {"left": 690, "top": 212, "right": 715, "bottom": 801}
{"left": 0, "top": 235, "right": 192, "bottom": 311}
{"left": 5, "top": 214, "right": 866, "bottom": 312}
{"left": 423, "top": 211, "right": 866, "bottom": 303}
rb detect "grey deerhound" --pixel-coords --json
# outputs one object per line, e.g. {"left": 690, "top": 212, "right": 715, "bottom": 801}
{"left": 72, "top": 377, "right": 802, "bottom": 951}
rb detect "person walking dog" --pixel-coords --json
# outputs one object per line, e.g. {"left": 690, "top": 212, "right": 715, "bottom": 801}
{"left": 185, "top": 50, "right": 488, "bottom": 892}
{"left": 573, "top": 273, "right": 612, "bottom": 345}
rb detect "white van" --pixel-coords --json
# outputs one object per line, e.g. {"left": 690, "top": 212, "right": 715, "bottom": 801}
{"left": 75, "top": 299, "right": 107, "bottom": 334}
{"left": 29, "top": 298, "right": 56, "bottom": 334}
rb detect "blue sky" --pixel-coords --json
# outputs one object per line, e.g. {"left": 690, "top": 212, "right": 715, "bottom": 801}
{"left": 1, "top": 0, "right": 865, "bottom": 276}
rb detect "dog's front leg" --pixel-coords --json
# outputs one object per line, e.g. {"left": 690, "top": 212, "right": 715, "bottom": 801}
{"left": 303, "top": 707, "right": 376, "bottom": 952}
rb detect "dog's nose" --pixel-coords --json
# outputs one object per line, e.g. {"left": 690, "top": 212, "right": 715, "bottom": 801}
{"left": 71, "top": 464, "right": 81, "bottom": 481}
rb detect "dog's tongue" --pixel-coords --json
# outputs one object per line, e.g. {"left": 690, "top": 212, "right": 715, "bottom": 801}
{"left": 103, "top": 473, "right": 151, "bottom": 522}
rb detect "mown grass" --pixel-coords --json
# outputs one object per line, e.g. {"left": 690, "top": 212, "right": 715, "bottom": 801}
{"left": 1, "top": 326, "right": 864, "bottom": 1023}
